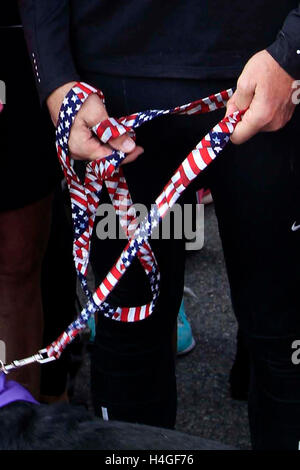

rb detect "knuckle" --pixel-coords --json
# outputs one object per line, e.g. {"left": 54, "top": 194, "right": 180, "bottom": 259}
{"left": 257, "top": 107, "right": 274, "bottom": 126}
{"left": 286, "top": 112, "right": 293, "bottom": 124}
{"left": 230, "top": 134, "right": 242, "bottom": 145}
{"left": 95, "top": 144, "right": 109, "bottom": 157}
{"left": 237, "top": 77, "right": 250, "bottom": 94}
{"left": 273, "top": 117, "right": 286, "bottom": 131}
{"left": 69, "top": 136, "right": 81, "bottom": 153}
{"left": 266, "top": 122, "right": 278, "bottom": 132}
{"left": 69, "top": 141, "right": 76, "bottom": 154}
{"left": 265, "top": 115, "right": 283, "bottom": 131}
{"left": 253, "top": 114, "right": 266, "bottom": 127}
{"left": 273, "top": 118, "right": 283, "bottom": 131}
{"left": 226, "top": 99, "right": 235, "bottom": 111}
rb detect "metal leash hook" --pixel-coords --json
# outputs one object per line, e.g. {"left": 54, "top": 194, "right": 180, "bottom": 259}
{"left": 0, "top": 349, "right": 56, "bottom": 375}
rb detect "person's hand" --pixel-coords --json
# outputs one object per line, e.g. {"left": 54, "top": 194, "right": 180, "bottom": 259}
{"left": 225, "top": 50, "right": 297, "bottom": 144}
{"left": 47, "top": 81, "right": 143, "bottom": 163}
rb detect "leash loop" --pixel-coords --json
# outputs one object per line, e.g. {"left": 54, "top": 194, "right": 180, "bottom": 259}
{"left": 92, "top": 118, "right": 135, "bottom": 143}
{"left": 2, "top": 82, "right": 245, "bottom": 371}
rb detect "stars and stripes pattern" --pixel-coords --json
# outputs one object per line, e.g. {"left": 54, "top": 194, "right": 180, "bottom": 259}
{"left": 46, "top": 82, "right": 244, "bottom": 359}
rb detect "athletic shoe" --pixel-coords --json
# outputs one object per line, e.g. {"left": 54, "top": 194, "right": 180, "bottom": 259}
{"left": 177, "top": 300, "right": 196, "bottom": 356}
{"left": 88, "top": 314, "right": 96, "bottom": 343}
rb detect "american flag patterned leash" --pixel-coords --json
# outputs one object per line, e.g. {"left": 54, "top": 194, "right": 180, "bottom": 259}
{"left": 1, "top": 82, "right": 244, "bottom": 373}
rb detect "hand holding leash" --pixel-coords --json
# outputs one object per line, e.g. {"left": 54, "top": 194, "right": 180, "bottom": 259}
{"left": 226, "top": 50, "right": 296, "bottom": 144}
{"left": 47, "top": 81, "right": 143, "bottom": 163}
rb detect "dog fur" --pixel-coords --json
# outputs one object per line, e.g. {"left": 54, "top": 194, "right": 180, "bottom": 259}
{"left": 0, "top": 401, "right": 234, "bottom": 450}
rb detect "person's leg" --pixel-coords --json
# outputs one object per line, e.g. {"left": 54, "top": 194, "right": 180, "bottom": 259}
{"left": 90, "top": 180, "right": 186, "bottom": 427}
{"left": 91, "top": 234, "right": 185, "bottom": 427}
{"left": 0, "top": 195, "right": 52, "bottom": 398}
{"left": 87, "top": 75, "right": 221, "bottom": 427}
{"left": 0, "top": 27, "right": 59, "bottom": 399}
{"left": 229, "top": 328, "right": 250, "bottom": 401}
{"left": 208, "top": 103, "right": 300, "bottom": 449}
{"left": 40, "top": 184, "right": 78, "bottom": 403}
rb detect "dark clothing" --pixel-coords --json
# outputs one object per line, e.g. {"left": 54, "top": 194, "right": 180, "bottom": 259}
{"left": 0, "top": 27, "right": 59, "bottom": 211}
{"left": 40, "top": 185, "right": 77, "bottom": 397}
{"left": 17, "top": 0, "right": 300, "bottom": 449}
{"left": 89, "top": 74, "right": 300, "bottom": 449}
{"left": 19, "top": 1, "right": 300, "bottom": 104}
{"left": 89, "top": 74, "right": 193, "bottom": 429}
{"left": 1, "top": 2, "right": 20, "bottom": 26}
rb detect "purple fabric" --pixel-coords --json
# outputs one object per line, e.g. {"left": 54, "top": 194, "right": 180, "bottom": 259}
{"left": 0, "top": 372, "right": 39, "bottom": 408}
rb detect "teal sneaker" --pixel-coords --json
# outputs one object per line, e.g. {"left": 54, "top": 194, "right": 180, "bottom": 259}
{"left": 177, "top": 300, "right": 196, "bottom": 356}
{"left": 87, "top": 314, "right": 96, "bottom": 343}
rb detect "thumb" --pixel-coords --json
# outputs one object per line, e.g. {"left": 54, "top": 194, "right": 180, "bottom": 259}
{"left": 232, "top": 79, "right": 255, "bottom": 112}
{"left": 225, "top": 93, "right": 239, "bottom": 117}
{"left": 109, "top": 134, "right": 137, "bottom": 154}
{"left": 225, "top": 80, "right": 256, "bottom": 145}
{"left": 225, "top": 81, "right": 254, "bottom": 118}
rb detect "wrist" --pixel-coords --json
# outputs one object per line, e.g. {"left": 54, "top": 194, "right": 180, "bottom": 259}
{"left": 47, "top": 81, "right": 77, "bottom": 126}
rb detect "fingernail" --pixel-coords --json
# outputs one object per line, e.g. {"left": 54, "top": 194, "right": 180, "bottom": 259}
{"left": 122, "top": 138, "right": 135, "bottom": 152}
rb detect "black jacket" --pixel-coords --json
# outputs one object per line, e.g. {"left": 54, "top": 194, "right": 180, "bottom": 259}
{"left": 16, "top": 1, "right": 300, "bottom": 103}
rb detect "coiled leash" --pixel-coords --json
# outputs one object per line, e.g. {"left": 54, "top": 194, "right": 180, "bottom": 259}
{"left": 0, "top": 82, "right": 244, "bottom": 374}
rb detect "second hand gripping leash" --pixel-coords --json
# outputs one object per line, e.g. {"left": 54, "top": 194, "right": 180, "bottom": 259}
{"left": 1, "top": 82, "right": 244, "bottom": 374}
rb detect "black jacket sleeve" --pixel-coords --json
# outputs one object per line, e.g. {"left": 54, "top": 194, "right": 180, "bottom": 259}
{"left": 18, "top": 0, "right": 80, "bottom": 104}
{"left": 267, "top": 4, "right": 300, "bottom": 79}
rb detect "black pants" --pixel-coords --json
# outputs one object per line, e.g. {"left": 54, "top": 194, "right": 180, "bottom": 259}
{"left": 85, "top": 74, "right": 300, "bottom": 449}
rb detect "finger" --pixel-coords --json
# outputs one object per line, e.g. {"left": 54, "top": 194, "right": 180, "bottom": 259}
{"left": 261, "top": 103, "right": 295, "bottom": 133}
{"left": 81, "top": 93, "right": 109, "bottom": 127}
{"left": 72, "top": 142, "right": 144, "bottom": 163}
{"left": 122, "top": 146, "right": 144, "bottom": 164}
{"left": 109, "top": 134, "right": 136, "bottom": 153}
{"left": 229, "top": 79, "right": 259, "bottom": 144}
{"left": 233, "top": 78, "right": 255, "bottom": 111}
{"left": 230, "top": 104, "right": 262, "bottom": 145}
{"left": 225, "top": 94, "right": 239, "bottom": 117}
{"left": 72, "top": 132, "right": 144, "bottom": 162}
{"left": 71, "top": 135, "right": 115, "bottom": 161}
{"left": 69, "top": 118, "right": 112, "bottom": 160}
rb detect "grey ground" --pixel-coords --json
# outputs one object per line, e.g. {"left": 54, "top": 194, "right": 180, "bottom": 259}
{"left": 73, "top": 203, "right": 251, "bottom": 450}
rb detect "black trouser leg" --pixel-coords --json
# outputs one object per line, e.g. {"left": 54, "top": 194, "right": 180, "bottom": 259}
{"left": 209, "top": 105, "right": 300, "bottom": 449}
{"left": 86, "top": 74, "right": 215, "bottom": 427}
{"left": 90, "top": 236, "right": 184, "bottom": 427}
{"left": 90, "top": 186, "right": 185, "bottom": 427}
